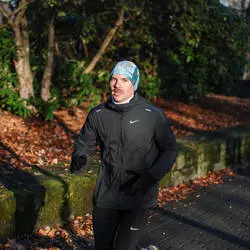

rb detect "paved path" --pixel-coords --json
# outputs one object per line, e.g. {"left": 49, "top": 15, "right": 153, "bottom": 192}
{"left": 140, "top": 171, "right": 250, "bottom": 250}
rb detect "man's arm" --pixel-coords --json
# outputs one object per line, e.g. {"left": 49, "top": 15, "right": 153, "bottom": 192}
{"left": 147, "top": 110, "right": 178, "bottom": 182}
{"left": 70, "top": 112, "right": 97, "bottom": 174}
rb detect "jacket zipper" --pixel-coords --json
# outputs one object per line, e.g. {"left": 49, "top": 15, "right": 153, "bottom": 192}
{"left": 118, "top": 111, "right": 124, "bottom": 208}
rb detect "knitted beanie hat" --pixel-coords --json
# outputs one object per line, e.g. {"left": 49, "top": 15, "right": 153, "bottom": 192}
{"left": 110, "top": 60, "right": 140, "bottom": 90}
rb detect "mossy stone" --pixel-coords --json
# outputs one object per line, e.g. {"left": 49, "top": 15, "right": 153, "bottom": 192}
{"left": 0, "top": 188, "right": 16, "bottom": 241}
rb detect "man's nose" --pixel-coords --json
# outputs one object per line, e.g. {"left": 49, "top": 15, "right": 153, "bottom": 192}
{"left": 114, "top": 80, "right": 122, "bottom": 87}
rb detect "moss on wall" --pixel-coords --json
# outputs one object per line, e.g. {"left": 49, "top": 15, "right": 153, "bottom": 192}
{"left": 0, "top": 188, "right": 16, "bottom": 241}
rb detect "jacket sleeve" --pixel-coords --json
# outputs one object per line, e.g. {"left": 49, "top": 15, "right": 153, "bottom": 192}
{"left": 147, "top": 110, "right": 178, "bottom": 182}
{"left": 70, "top": 112, "right": 97, "bottom": 174}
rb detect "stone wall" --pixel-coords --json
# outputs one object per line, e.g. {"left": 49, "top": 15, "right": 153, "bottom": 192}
{"left": 1, "top": 125, "right": 250, "bottom": 241}
{"left": 161, "top": 125, "right": 250, "bottom": 186}
{"left": 0, "top": 167, "right": 97, "bottom": 241}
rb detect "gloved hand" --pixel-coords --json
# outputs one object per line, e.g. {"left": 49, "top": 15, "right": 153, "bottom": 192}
{"left": 70, "top": 155, "right": 87, "bottom": 174}
{"left": 120, "top": 171, "right": 156, "bottom": 196}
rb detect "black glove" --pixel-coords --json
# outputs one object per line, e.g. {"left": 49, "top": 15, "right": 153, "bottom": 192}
{"left": 70, "top": 155, "right": 87, "bottom": 174}
{"left": 120, "top": 172, "right": 156, "bottom": 196}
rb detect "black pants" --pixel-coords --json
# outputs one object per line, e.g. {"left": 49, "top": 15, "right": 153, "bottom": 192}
{"left": 93, "top": 206, "right": 148, "bottom": 250}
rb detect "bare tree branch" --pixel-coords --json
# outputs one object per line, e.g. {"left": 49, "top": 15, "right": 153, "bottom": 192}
{"left": 0, "top": 0, "right": 32, "bottom": 27}
{"left": 14, "top": 0, "right": 28, "bottom": 26}
{"left": 12, "top": 0, "right": 31, "bottom": 17}
{"left": 0, "top": 5, "right": 10, "bottom": 19}
{"left": 80, "top": 35, "right": 89, "bottom": 59}
{"left": 84, "top": 8, "right": 125, "bottom": 74}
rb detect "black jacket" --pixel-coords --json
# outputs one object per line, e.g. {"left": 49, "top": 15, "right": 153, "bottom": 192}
{"left": 70, "top": 93, "right": 178, "bottom": 209}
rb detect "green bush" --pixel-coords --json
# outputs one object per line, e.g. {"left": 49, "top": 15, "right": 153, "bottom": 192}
{"left": 54, "top": 60, "right": 102, "bottom": 110}
{"left": 28, "top": 95, "right": 59, "bottom": 121}
{"left": 140, "top": 73, "right": 161, "bottom": 98}
{"left": 0, "top": 81, "right": 32, "bottom": 118}
{"left": 0, "top": 28, "right": 32, "bottom": 117}
{"left": 153, "top": 0, "right": 250, "bottom": 101}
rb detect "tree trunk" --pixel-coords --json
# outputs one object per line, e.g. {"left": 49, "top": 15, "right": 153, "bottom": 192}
{"left": 41, "top": 16, "right": 55, "bottom": 102}
{"left": 83, "top": 8, "right": 124, "bottom": 74}
{"left": 0, "top": 11, "right": 3, "bottom": 26}
{"left": 243, "top": 2, "right": 250, "bottom": 79}
{"left": 13, "top": 14, "right": 34, "bottom": 99}
{"left": 15, "top": 58, "right": 34, "bottom": 99}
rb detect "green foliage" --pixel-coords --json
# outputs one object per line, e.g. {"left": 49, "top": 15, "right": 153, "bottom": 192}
{"left": 0, "top": 81, "right": 32, "bottom": 118}
{"left": 54, "top": 60, "right": 102, "bottom": 110}
{"left": 81, "top": 19, "right": 98, "bottom": 46}
{"left": 153, "top": 0, "right": 250, "bottom": 101}
{"left": 0, "top": 28, "right": 32, "bottom": 117}
{"left": 75, "top": 1, "right": 162, "bottom": 99}
{"left": 205, "top": 1, "right": 250, "bottom": 95}
{"left": 0, "top": 28, "right": 17, "bottom": 62}
{"left": 0, "top": 64, "right": 32, "bottom": 118}
{"left": 140, "top": 73, "right": 161, "bottom": 98}
{"left": 69, "top": 72, "right": 101, "bottom": 110}
{"left": 29, "top": 95, "right": 60, "bottom": 121}
{"left": 64, "top": 0, "right": 250, "bottom": 102}
{"left": 1, "top": 0, "right": 250, "bottom": 121}
{"left": 47, "top": 0, "right": 60, "bottom": 8}
{"left": 75, "top": 0, "right": 250, "bottom": 102}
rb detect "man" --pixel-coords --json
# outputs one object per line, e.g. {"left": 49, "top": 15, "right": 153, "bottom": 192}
{"left": 70, "top": 60, "right": 178, "bottom": 250}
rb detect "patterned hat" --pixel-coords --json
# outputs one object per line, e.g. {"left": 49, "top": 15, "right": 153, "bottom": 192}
{"left": 110, "top": 60, "right": 140, "bottom": 90}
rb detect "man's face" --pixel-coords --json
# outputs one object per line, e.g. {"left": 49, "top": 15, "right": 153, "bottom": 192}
{"left": 110, "top": 74, "right": 134, "bottom": 103}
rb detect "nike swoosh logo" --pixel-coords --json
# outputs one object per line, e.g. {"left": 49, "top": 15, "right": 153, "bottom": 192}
{"left": 130, "top": 226, "right": 140, "bottom": 231}
{"left": 129, "top": 120, "right": 139, "bottom": 124}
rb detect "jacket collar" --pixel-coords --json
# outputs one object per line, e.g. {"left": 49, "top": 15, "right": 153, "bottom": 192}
{"left": 104, "top": 92, "right": 141, "bottom": 112}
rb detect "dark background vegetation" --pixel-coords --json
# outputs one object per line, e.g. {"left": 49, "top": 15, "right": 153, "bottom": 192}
{"left": 0, "top": 0, "right": 250, "bottom": 120}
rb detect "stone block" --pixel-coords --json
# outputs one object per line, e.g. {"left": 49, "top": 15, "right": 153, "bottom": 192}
{"left": 0, "top": 188, "right": 16, "bottom": 241}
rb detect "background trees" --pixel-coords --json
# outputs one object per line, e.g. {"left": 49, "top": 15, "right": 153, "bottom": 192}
{"left": 0, "top": 0, "right": 250, "bottom": 119}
